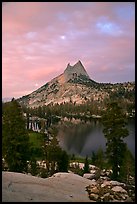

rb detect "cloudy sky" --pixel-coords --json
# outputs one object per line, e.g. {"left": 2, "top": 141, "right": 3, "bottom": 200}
{"left": 2, "top": 2, "right": 135, "bottom": 99}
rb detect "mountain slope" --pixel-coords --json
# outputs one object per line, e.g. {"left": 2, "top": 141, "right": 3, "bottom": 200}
{"left": 17, "top": 61, "right": 135, "bottom": 109}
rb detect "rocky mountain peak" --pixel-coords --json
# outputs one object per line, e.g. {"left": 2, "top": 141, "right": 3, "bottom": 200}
{"left": 63, "top": 60, "right": 90, "bottom": 82}
{"left": 17, "top": 60, "right": 135, "bottom": 109}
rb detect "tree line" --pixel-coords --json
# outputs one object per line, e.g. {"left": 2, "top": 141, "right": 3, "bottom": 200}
{"left": 21, "top": 96, "right": 134, "bottom": 121}
{"left": 2, "top": 99, "right": 135, "bottom": 183}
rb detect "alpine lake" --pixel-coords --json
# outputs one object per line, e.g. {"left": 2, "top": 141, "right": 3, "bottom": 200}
{"left": 56, "top": 117, "right": 135, "bottom": 158}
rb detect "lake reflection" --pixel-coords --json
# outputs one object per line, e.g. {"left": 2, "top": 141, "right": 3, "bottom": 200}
{"left": 57, "top": 118, "right": 135, "bottom": 157}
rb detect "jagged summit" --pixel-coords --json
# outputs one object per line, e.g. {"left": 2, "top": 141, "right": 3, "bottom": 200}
{"left": 64, "top": 60, "right": 90, "bottom": 82}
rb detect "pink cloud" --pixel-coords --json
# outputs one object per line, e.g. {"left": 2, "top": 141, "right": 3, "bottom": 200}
{"left": 2, "top": 2, "right": 135, "bottom": 98}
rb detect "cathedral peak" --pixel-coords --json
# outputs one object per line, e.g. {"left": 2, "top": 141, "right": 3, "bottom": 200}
{"left": 64, "top": 60, "right": 90, "bottom": 81}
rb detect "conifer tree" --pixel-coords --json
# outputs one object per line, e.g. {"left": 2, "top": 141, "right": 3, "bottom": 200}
{"left": 119, "top": 147, "right": 135, "bottom": 184}
{"left": 83, "top": 156, "right": 90, "bottom": 173}
{"left": 102, "top": 102, "right": 129, "bottom": 180}
{"left": 57, "top": 150, "right": 69, "bottom": 172}
{"left": 2, "top": 99, "right": 30, "bottom": 172}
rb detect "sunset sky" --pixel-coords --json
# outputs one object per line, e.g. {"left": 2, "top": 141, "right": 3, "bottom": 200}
{"left": 2, "top": 2, "right": 135, "bottom": 99}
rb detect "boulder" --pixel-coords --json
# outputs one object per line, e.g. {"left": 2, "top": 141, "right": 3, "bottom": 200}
{"left": 111, "top": 186, "right": 127, "bottom": 193}
{"left": 89, "top": 193, "right": 99, "bottom": 201}
{"left": 83, "top": 173, "right": 96, "bottom": 180}
{"left": 110, "top": 180, "right": 126, "bottom": 187}
{"left": 89, "top": 186, "right": 99, "bottom": 194}
{"left": 2, "top": 171, "right": 94, "bottom": 202}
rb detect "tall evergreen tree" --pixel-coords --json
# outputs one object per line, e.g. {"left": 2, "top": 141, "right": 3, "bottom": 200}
{"left": 46, "top": 135, "right": 62, "bottom": 175}
{"left": 2, "top": 99, "right": 30, "bottom": 172}
{"left": 102, "top": 102, "right": 129, "bottom": 180}
{"left": 57, "top": 150, "right": 69, "bottom": 172}
{"left": 43, "top": 127, "right": 69, "bottom": 175}
{"left": 119, "top": 147, "right": 135, "bottom": 184}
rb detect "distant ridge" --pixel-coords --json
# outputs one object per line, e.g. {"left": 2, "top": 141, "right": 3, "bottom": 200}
{"left": 2, "top": 97, "right": 12, "bottom": 102}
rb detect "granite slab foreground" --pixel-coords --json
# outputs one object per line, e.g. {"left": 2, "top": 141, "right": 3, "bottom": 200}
{"left": 2, "top": 171, "right": 94, "bottom": 202}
